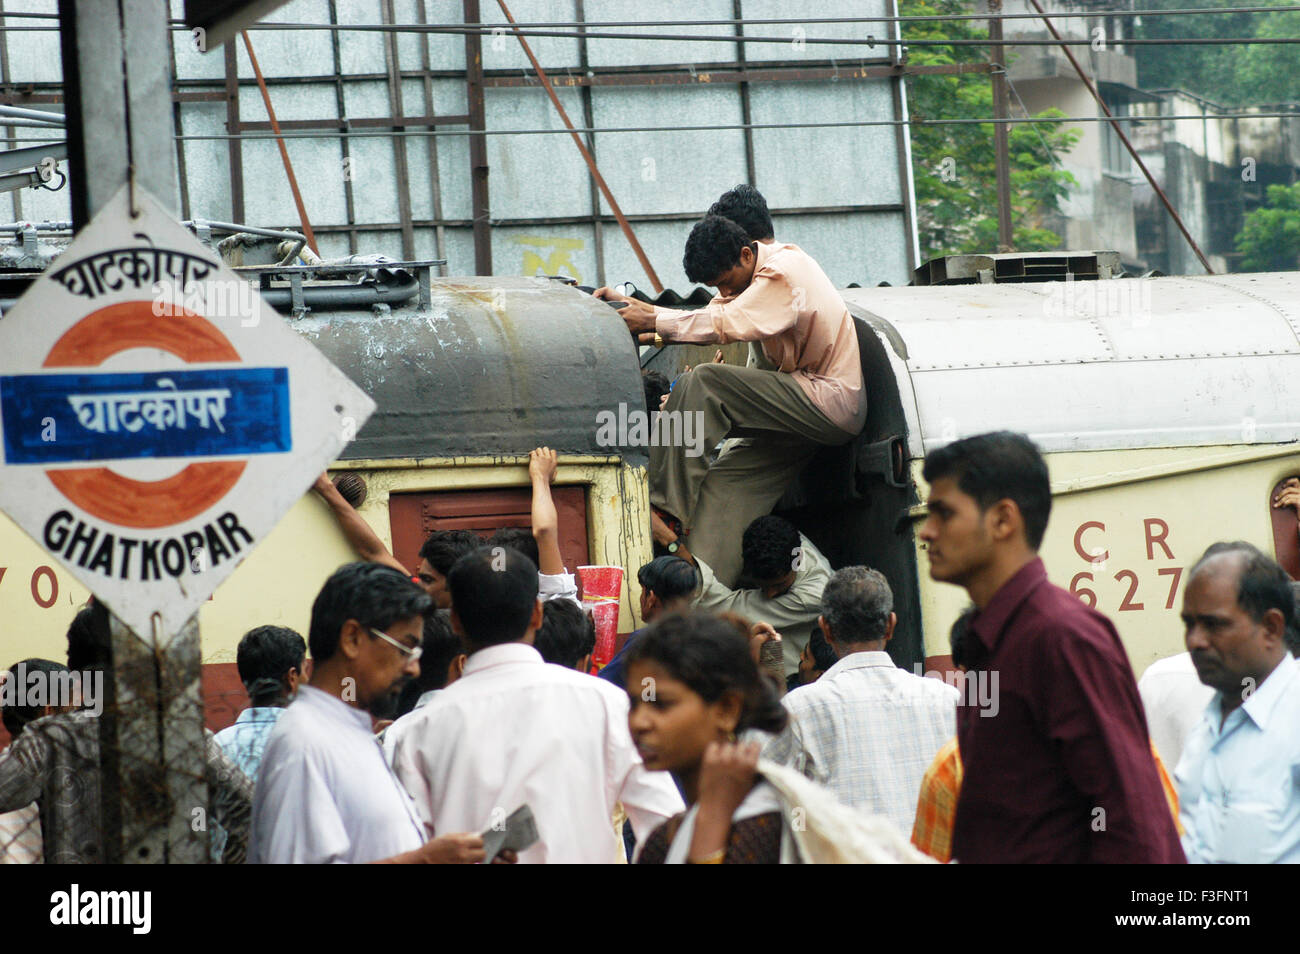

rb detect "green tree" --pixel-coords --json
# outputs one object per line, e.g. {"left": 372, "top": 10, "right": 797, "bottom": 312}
{"left": 1235, "top": 182, "right": 1300, "bottom": 271}
{"left": 902, "top": 0, "right": 1079, "bottom": 260}
{"left": 1136, "top": 2, "right": 1300, "bottom": 106}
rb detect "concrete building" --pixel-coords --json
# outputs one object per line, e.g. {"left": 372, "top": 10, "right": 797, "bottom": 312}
{"left": 1131, "top": 91, "right": 1300, "bottom": 275}
{"left": 999, "top": 0, "right": 1149, "bottom": 270}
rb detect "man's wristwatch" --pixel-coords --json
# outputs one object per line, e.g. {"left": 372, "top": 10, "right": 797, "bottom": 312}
{"left": 666, "top": 539, "right": 680, "bottom": 554}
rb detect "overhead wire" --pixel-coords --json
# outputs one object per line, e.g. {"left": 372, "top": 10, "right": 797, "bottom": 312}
{"left": 2, "top": 110, "right": 1295, "bottom": 144}
{"left": 5, "top": 6, "right": 1300, "bottom": 24}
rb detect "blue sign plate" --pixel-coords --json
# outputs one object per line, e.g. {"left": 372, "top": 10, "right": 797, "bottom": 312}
{"left": 1, "top": 367, "right": 291, "bottom": 464}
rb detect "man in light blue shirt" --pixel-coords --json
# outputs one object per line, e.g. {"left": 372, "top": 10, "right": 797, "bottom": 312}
{"left": 1176, "top": 542, "right": 1300, "bottom": 864}
{"left": 214, "top": 625, "right": 308, "bottom": 780}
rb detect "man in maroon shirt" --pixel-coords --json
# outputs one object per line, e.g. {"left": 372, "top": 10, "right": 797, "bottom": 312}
{"left": 919, "top": 431, "right": 1185, "bottom": 863}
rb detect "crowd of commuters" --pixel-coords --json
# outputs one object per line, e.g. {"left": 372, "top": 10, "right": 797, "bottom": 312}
{"left": 2, "top": 185, "right": 1299, "bottom": 865}
{"left": 3, "top": 423, "right": 1294, "bottom": 865}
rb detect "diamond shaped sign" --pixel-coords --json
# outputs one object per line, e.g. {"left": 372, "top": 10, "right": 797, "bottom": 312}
{"left": 0, "top": 185, "right": 375, "bottom": 642}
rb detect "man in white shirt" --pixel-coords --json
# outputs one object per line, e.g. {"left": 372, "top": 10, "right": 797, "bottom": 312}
{"left": 251, "top": 562, "right": 491, "bottom": 864}
{"left": 1138, "top": 651, "right": 1214, "bottom": 771}
{"left": 764, "top": 567, "right": 958, "bottom": 834}
{"left": 653, "top": 513, "right": 830, "bottom": 677}
{"left": 1176, "top": 542, "right": 1300, "bottom": 863}
{"left": 390, "top": 545, "right": 684, "bottom": 863}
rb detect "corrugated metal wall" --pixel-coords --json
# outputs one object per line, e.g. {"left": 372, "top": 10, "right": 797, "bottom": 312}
{"left": 0, "top": 0, "right": 917, "bottom": 287}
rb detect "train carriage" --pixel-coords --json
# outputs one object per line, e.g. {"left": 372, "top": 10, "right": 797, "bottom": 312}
{"left": 1, "top": 240, "right": 1298, "bottom": 730}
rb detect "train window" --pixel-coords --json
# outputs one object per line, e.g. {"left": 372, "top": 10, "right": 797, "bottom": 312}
{"left": 389, "top": 486, "right": 590, "bottom": 578}
{"left": 1269, "top": 476, "right": 1300, "bottom": 580}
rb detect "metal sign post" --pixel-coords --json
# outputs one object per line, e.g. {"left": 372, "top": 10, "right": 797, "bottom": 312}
{"left": 30, "top": 1, "right": 374, "bottom": 864}
{"left": 57, "top": 0, "right": 203, "bottom": 863}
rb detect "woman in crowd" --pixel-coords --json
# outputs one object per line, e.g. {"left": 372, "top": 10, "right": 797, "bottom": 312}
{"left": 625, "top": 611, "right": 789, "bottom": 864}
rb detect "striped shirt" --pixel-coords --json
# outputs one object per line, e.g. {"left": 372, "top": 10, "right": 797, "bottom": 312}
{"left": 763, "top": 651, "right": 958, "bottom": 834}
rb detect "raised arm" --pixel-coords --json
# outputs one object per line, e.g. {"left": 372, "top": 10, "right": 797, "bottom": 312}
{"left": 312, "top": 472, "right": 408, "bottom": 575}
{"left": 655, "top": 267, "right": 798, "bottom": 345}
{"left": 529, "top": 448, "right": 566, "bottom": 576}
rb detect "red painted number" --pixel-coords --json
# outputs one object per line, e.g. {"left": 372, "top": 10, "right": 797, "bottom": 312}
{"left": 1070, "top": 571, "right": 1097, "bottom": 607}
{"left": 30, "top": 565, "right": 57, "bottom": 608}
{"left": 1114, "top": 570, "right": 1145, "bottom": 611}
{"left": 1157, "top": 566, "right": 1183, "bottom": 610}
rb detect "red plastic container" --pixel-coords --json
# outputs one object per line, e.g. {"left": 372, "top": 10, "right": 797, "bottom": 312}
{"left": 577, "top": 564, "right": 624, "bottom": 667}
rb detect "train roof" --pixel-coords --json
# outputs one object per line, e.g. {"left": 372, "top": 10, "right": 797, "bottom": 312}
{"left": 842, "top": 272, "right": 1300, "bottom": 457}
{"left": 292, "top": 276, "right": 644, "bottom": 461}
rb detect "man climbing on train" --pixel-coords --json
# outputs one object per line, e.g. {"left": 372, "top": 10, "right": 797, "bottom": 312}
{"left": 595, "top": 212, "right": 865, "bottom": 571}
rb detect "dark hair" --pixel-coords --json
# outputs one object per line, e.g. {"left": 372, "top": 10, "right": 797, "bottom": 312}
{"left": 418, "top": 530, "right": 483, "bottom": 576}
{"left": 236, "top": 625, "right": 307, "bottom": 705}
{"left": 683, "top": 215, "right": 753, "bottom": 286}
{"left": 949, "top": 606, "right": 979, "bottom": 670}
{"left": 821, "top": 566, "right": 893, "bottom": 644}
{"left": 637, "top": 555, "right": 700, "bottom": 603}
{"left": 534, "top": 600, "right": 597, "bottom": 669}
{"left": 309, "top": 562, "right": 433, "bottom": 663}
{"left": 447, "top": 546, "right": 540, "bottom": 648}
{"left": 709, "top": 184, "right": 774, "bottom": 242}
{"left": 626, "top": 611, "right": 788, "bottom": 735}
{"left": 396, "top": 612, "right": 464, "bottom": 714}
{"left": 642, "top": 369, "right": 671, "bottom": 413}
{"left": 66, "top": 600, "right": 111, "bottom": 674}
{"left": 741, "top": 515, "right": 801, "bottom": 584}
{"left": 486, "top": 527, "right": 540, "bottom": 570}
{"left": 1192, "top": 542, "right": 1297, "bottom": 647}
{"left": 807, "top": 626, "right": 838, "bottom": 673}
{"left": 2, "top": 658, "right": 70, "bottom": 738}
{"left": 921, "top": 431, "right": 1053, "bottom": 550}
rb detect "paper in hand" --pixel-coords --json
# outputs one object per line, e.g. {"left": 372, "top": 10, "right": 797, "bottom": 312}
{"left": 481, "top": 804, "right": 540, "bottom": 860}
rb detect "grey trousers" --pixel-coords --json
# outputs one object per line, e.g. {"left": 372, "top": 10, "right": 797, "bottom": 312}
{"left": 650, "top": 363, "right": 853, "bottom": 586}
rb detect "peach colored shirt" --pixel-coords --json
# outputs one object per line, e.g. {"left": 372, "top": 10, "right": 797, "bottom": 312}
{"left": 653, "top": 242, "right": 865, "bottom": 434}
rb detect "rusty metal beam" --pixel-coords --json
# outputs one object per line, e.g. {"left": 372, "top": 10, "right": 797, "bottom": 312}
{"left": 304, "top": 202, "right": 907, "bottom": 232}
{"left": 497, "top": 0, "right": 662, "bottom": 293}
{"left": 327, "top": 0, "right": 357, "bottom": 254}
{"left": 169, "top": 22, "right": 191, "bottom": 220}
{"left": 416, "top": 0, "right": 449, "bottom": 274}
{"left": 235, "top": 114, "right": 469, "bottom": 131}
{"left": 464, "top": 0, "right": 491, "bottom": 274}
{"left": 223, "top": 41, "right": 244, "bottom": 222}
{"left": 732, "top": 0, "right": 757, "bottom": 187}
{"left": 241, "top": 29, "right": 318, "bottom": 255}
{"left": 381, "top": 0, "right": 415, "bottom": 260}
{"left": 574, "top": 0, "right": 605, "bottom": 287}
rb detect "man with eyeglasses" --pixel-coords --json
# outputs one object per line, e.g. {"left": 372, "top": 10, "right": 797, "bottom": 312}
{"left": 250, "top": 562, "right": 507, "bottom": 864}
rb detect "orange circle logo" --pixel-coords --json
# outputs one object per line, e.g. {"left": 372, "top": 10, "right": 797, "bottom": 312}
{"left": 41, "top": 301, "right": 246, "bottom": 528}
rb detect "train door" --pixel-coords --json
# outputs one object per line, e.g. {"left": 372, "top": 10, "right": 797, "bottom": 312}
{"left": 388, "top": 487, "right": 591, "bottom": 581}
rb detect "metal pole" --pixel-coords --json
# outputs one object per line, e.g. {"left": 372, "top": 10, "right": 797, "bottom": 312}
{"left": 381, "top": 0, "right": 416, "bottom": 261}
{"left": 464, "top": 0, "right": 492, "bottom": 274}
{"left": 56, "top": 0, "right": 208, "bottom": 863}
{"left": 988, "top": 0, "right": 1014, "bottom": 251}
{"left": 241, "top": 29, "right": 319, "bottom": 256}
{"left": 416, "top": 0, "right": 450, "bottom": 275}
{"left": 1025, "top": 0, "right": 1213, "bottom": 274}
